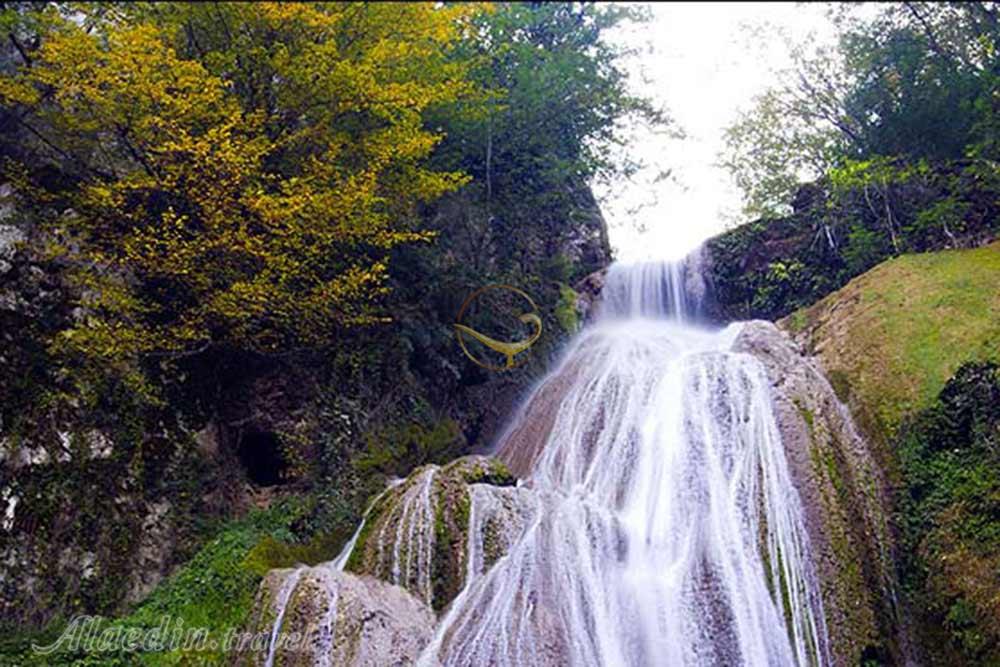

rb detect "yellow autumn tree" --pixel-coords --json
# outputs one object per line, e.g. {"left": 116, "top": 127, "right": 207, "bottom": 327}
{"left": 0, "top": 2, "right": 483, "bottom": 360}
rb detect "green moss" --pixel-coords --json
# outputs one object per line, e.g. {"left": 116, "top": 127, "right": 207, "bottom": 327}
{"left": 353, "top": 419, "right": 464, "bottom": 479}
{"left": 785, "top": 241, "right": 1000, "bottom": 434}
{"left": 793, "top": 399, "right": 815, "bottom": 431}
{"left": 554, "top": 283, "right": 580, "bottom": 333}
{"left": 430, "top": 472, "right": 475, "bottom": 612}
{"left": 243, "top": 530, "right": 350, "bottom": 575}
{"left": 449, "top": 457, "right": 516, "bottom": 487}
{"left": 784, "top": 308, "right": 809, "bottom": 333}
{"left": 825, "top": 370, "right": 852, "bottom": 403}
{"left": 897, "top": 362, "right": 1000, "bottom": 664}
{"left": 344, "top": 482, "right": 399, "bottom": 574}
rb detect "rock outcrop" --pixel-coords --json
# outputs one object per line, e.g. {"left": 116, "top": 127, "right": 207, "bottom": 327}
{"left": 733, "top": 321, "right": 903, "bottom": 665}
{"left": 704, "top": 164, "right": 998, "bottom": 323}
{"left": 343, "top": 455, "right": 521, "bottom": 612}
{"left": 238, "top": 455, "right": 540, "bottom": 665}
{"left": 232, "top": 567, "right": 435, "bottom": 667}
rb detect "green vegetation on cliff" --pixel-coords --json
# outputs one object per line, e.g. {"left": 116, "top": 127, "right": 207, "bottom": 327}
{"left": 779, "top": 243, "right": 1000, "bottom": 665}
{"left": 0, "top": 1, "right": 659, "bottom": 637}
{"left": 706, "top": 162, "right": 998, "bottom": 323}
{"left": 898, "top": 362, "right": 1000, "bottom": 664}
{"left": 710, "top": 1, "right": 997, "bottom": 327}
{"left": 0, "top": 499, "right": 308, "bottom": 665}
{"left": 783, "top": 241, "right": 1000, "bottom": 434}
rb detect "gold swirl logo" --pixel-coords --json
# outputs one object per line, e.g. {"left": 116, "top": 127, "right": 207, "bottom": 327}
{"left": 454, "top": 284, "right": 542, "bottom": 371}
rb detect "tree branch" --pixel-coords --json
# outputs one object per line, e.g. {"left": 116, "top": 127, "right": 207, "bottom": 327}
{"left": 7, "top": 32, "right": 31, "bottom": 66}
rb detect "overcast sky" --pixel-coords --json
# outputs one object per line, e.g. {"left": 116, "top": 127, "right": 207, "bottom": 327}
{"left": 598, "top": 2, "right": 841, "bottom": 261}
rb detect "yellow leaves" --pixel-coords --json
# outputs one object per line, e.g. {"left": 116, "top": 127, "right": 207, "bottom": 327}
{"left": 11, "top": 1, "right": 489, "bottom": 359}
{"left": 0, "top": 75, "right": 41, "bottom": 107}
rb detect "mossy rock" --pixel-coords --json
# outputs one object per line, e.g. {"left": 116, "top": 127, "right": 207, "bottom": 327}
{"left": 232, "top": 567, "right": 434, "bottom": 666}
{"left": 345, "top": 455, "right": 517, "bottom": 612}
{"left": 734, "top": 321, "right": 901, "bottom": 665}
{"left": 781, "top": 241, "right": 1000, "bottom": 437}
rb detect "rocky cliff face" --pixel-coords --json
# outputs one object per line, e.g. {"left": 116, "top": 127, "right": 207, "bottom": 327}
{"left": 0, "top": 174, "right": 614, "bottom": 634}
{"left": 703, "top": 166, "right": 998, "bottom": 323}
{"left": 1, "top": 213, "right": 219, "bottom": 628}
{"left": 775, "top": 243, "right": 1000, "bottom": 664}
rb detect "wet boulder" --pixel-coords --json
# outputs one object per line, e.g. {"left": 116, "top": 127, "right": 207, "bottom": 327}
{"left": 343, "top": 455, "right": 524, "bottom": 612}
{"left": 232, "top": 567, "right": 435, "bottom": 667}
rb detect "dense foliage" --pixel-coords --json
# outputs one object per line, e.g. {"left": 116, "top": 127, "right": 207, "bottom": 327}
{"left": 0, "top": 1, "right": 657, "bottom": 415}
{"left": 708, "top": 3, "right": 999, "bottom": 327}
{"left": 722, "top": 2, "right": 999, "bottom": 220}
{"left": 0, "top": 0, "right": 660, "bottom": 642}
{"left": 706, "top": 163, "right": 999, "bottom": 322}
{"left": 898, "top": 362, "right": 1000, "bottom": 664}
{"left": 1, "top": 3, "right": 479, "bottom": 364}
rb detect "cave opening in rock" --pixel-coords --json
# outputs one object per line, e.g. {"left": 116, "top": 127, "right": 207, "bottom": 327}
{"left": 236, "top": 430, "right": 288, "bottom": 487}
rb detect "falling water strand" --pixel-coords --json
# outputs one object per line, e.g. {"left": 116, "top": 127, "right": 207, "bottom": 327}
{"left": 264, "top": 567, "right": 304, "bottom": 667}
{"left": 601, "top": 246, "right": 709, "bottom": 321}
{"left": 332, "top": 478, "right": 405, "bottom": 571}
{"left": 265, "top": 476, "right": 408, "bottom": 664}
{"left": 417, "top": 483, "right": 544, "bottom": 664}
{"left": 369, "top": 467, "right": 438, "bottom": 606}
{"left": 418, "top": 254, "right": 829, "bottom": 666}
{"left": 315, "top": 567, "right": 341, "bottom": 667}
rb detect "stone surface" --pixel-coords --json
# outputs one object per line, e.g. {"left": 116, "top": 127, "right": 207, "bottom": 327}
{"left": 733, "top": 320, "right": 906, "bottom": 665}
{"left": 232, "top": 567, "right": 435, "bottom": 667}
{"left": 0, "top": 224, "right": 25, "bottom": 276}
{"left": 237, "top": 457, "right": 540, "bottom": 665}
{"left": 572, "top": 267, "right": 607, "bottom": 325}
{"left": 344, "top": 455, "right": 517, "bottom": 612}
{"left": 125, "top": 499, "right": 175, "bottom": 605}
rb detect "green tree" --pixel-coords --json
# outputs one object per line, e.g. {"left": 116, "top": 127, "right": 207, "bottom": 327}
{"left": 0, "top": 2, "right": 483, "bottom": 368}
{"left": 722, "top": 2, "right": 1000, "bottom": 221}
{"left": 425, "top": 2, "right": 667, "bottom": 276}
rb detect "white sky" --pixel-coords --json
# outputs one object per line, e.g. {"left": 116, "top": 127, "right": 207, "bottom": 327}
{"left": 598, "top": 2, "right": 841, "bottom": 261}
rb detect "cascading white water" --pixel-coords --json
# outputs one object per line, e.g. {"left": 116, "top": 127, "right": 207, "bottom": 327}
{"left": 264, "top": 568, "right": 304, "bottom": 667}
{"left": 601, "top": 247, "right": 710, "bottom": 321}
{"left": 418, "top": 253, "right": 830, "bottom": 666}
{"left": 262, "top": 478, "right": 405, "bottom": 665}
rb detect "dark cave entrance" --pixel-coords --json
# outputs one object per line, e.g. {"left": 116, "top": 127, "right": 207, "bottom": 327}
{"left": 236, "top": 430, "right": 288, "bottom": 487}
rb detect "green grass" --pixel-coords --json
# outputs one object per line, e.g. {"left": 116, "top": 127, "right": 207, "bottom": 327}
{"left": 0, "top": 499, "right": 308, "bottom": 666}
{"left": 782, "top": 241, "right": 1000, "bottom": 433}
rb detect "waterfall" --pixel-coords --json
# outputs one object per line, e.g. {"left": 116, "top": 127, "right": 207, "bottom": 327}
{"left": 600, "top": 246, "right": 710, "bottom": 321}
{"left": 262, "top": 477, "right": 405, "bottom": 663}
{"left": 418, "top": 253, "right": 830, "bottom": 666}
{"left": 332, "top": 477, "right": 405, "bottom": 572}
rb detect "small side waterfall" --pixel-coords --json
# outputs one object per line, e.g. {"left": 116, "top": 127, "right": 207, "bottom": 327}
{"left": 417, "top": 252, "right": 830, "bottom": 666}
{"left": 263, "top": 568, "right": 304, "bottom": 667}
{"left": 262, "top": 478, "right": 405, "bottom": 665}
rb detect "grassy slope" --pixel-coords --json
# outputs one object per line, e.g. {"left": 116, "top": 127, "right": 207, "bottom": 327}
{"left": 782, "top": 240, "right": 1000, "bottom": 434}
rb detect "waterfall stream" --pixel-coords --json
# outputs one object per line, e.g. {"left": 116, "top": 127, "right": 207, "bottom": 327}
{"left": 419, "top": 251, "right": 830, "bottom": 666}
{"left": 262, "top": 251, "right": 831, "bottom": 666}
